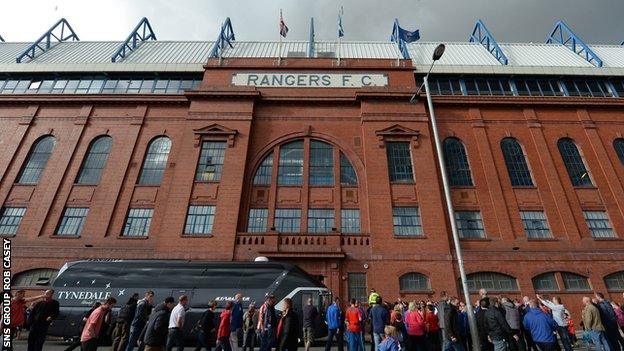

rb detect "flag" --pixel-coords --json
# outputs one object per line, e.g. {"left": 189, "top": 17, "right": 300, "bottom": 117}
{"left": 279, "top": 10, "right": 289, "bottom": 38}
{"left": 392, "top": 20, "right": 420, "bottom": 43}
{"left": 338, "top": 6, "right": 345, "bottom": 38}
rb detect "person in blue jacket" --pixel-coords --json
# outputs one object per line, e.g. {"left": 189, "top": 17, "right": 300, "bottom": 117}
{"left": 371, "top": 297, "right": 390, "bottom": 351}
{"left": 231, "top": 293, "right": 245, "bottom": 351}
{"left": 325, "top": 297, "right": 344, "bottom": 351}
{"left": 378, "top": 326, "right": 401, "bottom": 351}
{"left": 522, "top": 299, "right": 558, "bottom": 351}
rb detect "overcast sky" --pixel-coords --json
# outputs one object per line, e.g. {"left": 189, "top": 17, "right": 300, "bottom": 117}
{"left": 1, "top": 0, "right": 623, "bottom": 44}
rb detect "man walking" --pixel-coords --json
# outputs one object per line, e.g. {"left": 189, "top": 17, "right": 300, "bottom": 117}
{"left": 485, "top": 298, "right": 516, "bottom": 351}
{"left": 231, "top": 293, "right": 244, "bottom": 351}
{"left": 167, "top": 295, "right": 189, "bottom": 351}
{"left": 257, "top": 295, "right": 277, "bottom": 351}
{"left": 536, "top": 295, "right": 572, "bottom": 351}
{"left": 112, "top": 294, "right": 139, "bottom": 351}
{"left": 522, "top": 299, "right": 557, "bottom": 351}
{"left": 346, "top": 299, "right": 364, "bottom": 351}
{"left": 371, "top": 297, "right": 390, "bottom": 351}
{"left": 443, "top": 298, "right": 465, "bottom": 351}
{"left": 303, "top": 298, "right": 319, "bottom": 351}
{"left": 27, "top": 289, "right": 60, "bottom": 351}
{"left": 582, "top": 296, "right": 610, "bottom": 351}
{"left": 141, "top": 297, "right": 176, "bottom": 351}
{"left": 196, "top": 300, "right": 218, "bottom": 351}
{"left": 242, "top": 303, "right": 258, "bottom": 351}
{"left": 81, "top": 297, "right": 118, "bottom": 351}
{"left": 595, "top": 292, "right": 624, "bottom": 351}
{"left": 127, "top": 291, "right": 155, "bottom": 351}
{"left": 325, "top": 297, "right": 344, "bottom": 351}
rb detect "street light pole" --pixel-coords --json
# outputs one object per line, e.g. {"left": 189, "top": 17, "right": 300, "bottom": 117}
{"left": 417, "top": 44, "right": 481, "bottom": 351}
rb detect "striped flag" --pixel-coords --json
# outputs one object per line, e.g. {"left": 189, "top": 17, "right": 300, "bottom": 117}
{"left": 338, "top": 6, "right": 345, "bottom": 38}
{"left": 279, "top": 10, "right": 289, "bottom": 38}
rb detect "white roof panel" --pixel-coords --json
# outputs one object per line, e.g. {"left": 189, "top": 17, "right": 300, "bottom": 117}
{"left": 590, "top": 45, "right": 624, "bottom": 68}
{"left": 498, "top": 43, "right": 594, "bottom": 67}
{"left": 408, "top": 42, "right": 502, "bottom": 66}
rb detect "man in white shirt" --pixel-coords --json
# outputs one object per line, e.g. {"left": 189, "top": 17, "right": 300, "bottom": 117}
{"left": 166, "top": 295, "right": 189, "bottom": 351}
{"left": 536, "top": 294, "right": 572, "bottom": 351}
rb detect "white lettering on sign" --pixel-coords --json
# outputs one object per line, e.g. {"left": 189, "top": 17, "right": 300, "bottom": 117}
{"left": 232, "top": 73, "right": 388, "bottom": 88}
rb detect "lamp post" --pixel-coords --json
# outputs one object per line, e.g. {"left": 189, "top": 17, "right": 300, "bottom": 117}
{"left": 414, "top": 43, "right": 481, "bottom": 351}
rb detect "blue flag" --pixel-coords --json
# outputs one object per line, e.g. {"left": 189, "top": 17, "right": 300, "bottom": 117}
{"left": 391, "top": 19, "right": 420, "bottom": 43}
{"left": 338, "top": 7, "right": 345, "bottom": 38}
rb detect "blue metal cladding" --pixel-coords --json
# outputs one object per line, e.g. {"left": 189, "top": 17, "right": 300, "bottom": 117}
{"left": 209, "top": 17, "right": 235, "bottom": 58}
{"left": 111, "top": 17, "right": 157, "bottom": 63}
{"left": 390, "top": 19, "right": 410, "bottom": 59}
{"left": 308, "top": 17, "right": 315, "bottom": 58}
{"left": 16, "top": 18, "right": 79, "bottom": 63}
{"left": 0, "top": 35, "right": 4, "bottom": 42}
{"left": 469, "top": 20, "right": 508, "bottom": 65}
{"left": 546, "top": 20, "right": 603, "bottom": 67}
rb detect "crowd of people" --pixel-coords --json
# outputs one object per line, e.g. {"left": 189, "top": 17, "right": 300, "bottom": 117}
{"left": 6, "top": 287, "right": 624, "bottom": 351}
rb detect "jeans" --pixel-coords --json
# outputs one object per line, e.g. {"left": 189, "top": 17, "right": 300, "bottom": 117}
{"left": 347, "top": 332, "right": 364, "bottom": 351}
{"left": 589, "top": 331, "right": 611, "bottom": 351}
{"left": 127, "top": 326, "right": 147, "bottom": 351}
{"left": 325, "top": 328, "right": 345, "bottom": 351}
{"left": 231, "top": 330, "right": 240, "bottom": 351}
{"left": 167, "top": 328, "right": 185, "bottom": 351}
{"left": 374, "top": 333, "right": 385, "bottom": 351}
{"left": 196, "top": 330, "right": 212, "bottom": 351}
{"left": 27, "top": 327, "right": 48, "bottom": 351}
{"left": 534, "top": 342, "right": 555, "bottom": 351}
{"left": 604, "top": 326, "right": 624, "bottom": 351}
{"left": 491, "top": 339, "right": 507, "bottom": 351}
{"left": 217, "top": 337, "right": 233, "bottom": 351}
{"left": 555, "top": 326, "right": 572, "bottom": 351}
{"left": 242, "top": 330, "right": 256, "bottom": 351}
{"left": 259, "top": 329, "right": 275, "bottom": 351}
{"left": 443, "top": 340, "right": 466, "bottom": 351}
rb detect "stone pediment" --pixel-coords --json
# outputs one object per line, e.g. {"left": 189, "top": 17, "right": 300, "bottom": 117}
{"left": 193, "top": 124, "right": 238, "bottom": 147}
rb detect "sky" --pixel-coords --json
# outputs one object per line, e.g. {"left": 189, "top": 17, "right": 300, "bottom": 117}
{"left": 0, "top": 0, "right": 623, "bottom": 45}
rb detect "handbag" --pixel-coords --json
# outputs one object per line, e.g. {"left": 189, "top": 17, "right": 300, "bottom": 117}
{"left": 581, "top": 330, "right": 592, "bottom": 343}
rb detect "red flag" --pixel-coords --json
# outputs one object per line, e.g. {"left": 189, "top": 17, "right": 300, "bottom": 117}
{"left": 279, "top": 10, "right": 289, "bottom": 38}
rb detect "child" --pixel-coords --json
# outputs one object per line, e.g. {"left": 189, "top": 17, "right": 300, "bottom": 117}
{"left": 379, "top": 325, "right": 401, "bottom": 351}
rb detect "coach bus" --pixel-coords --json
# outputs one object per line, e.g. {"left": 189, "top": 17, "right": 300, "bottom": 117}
{"left": 47, "top": 259, "right": 331, "bottom": 343}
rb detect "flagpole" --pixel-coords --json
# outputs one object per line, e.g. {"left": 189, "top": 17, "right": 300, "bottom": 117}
{"left": 278, "top": 9, "right": 283, "bottom": 65}
{"left": 337, "top": 36, "right": 341, "bottom": 66}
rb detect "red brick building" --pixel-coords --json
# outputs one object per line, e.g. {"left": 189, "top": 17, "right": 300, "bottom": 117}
{"left": 2, "top": 24, "right": 624, "bottom": 317}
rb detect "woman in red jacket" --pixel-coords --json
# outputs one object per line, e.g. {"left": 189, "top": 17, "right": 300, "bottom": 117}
{"left": 217, "top": 302, "right": 233, "bottom": 351}
{"left": 405, "top": 302, "right": 426, "bottom": 351}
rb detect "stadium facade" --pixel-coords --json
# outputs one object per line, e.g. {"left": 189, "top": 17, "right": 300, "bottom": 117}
{"left": 2, "top": 18, "right": 624, "bottom": 316}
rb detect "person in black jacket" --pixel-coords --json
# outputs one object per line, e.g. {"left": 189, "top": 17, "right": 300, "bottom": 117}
{"left": 128, "top": 291, "right": 155, "bottom": 351}
{"left": 278, "top": 298, "right": 299, "bottom": 351}
{"left": 475, "top": 299, "right": 492, "bottom": 351}
{"left": 140, "top": 297, "right": 176, "bottom": 351}
{"left": 443, "top": 298, "right": 465, "bottom": 351}
{"left": 113, "top": 295, "right": 140, "bottom": 351}
{"left": 485, "top": 298, "right": 517, "bottom": 351}
{"left": 195, "top": 300, "right": 218, "bottom": 351}
{"left": 27, "top": 289, "right": 60, "bottom": 351}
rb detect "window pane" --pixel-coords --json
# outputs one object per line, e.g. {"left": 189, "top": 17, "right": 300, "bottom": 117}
{"left": 278, "top": 141, "right": 304, "bottom": 186}
{"left": 123, "top": 208, "right": 154, "bottom": 237}
{"left": 247, "top": 208, "right": 268, "bottom": 233}
{"left": 275, "top": 209, "right": 301, "bottom": 233}
{"left": 614, "top": 138, "right": 624, "bottom": 166}
{"left": 138, "top": 137, "right": 172, "bottom": 185}
{"left": 341, "top": 209, "right": 360, "bottom": 234}
{"left": 399, "top": 273, "right": 429, "bottom": 292}
{"left": 520, "top": 211, "right": 551, "bottom": 239}
{"left": 604, "top": 271, "right": 624, "bottom": 291}
{"left": 195, "top": 141, "right": 227, "bottom": 181}
{"left": 501, "top": 138, "right": 533, "bottom": 187}
{"left": 561, "top": 272, "right": 590, "bottom": 291}
{"left": 466, "top": 272, "right": 518, "bottom": 292}
{"left": 455, "top": 211, "right": 485, "bottom": 238}
{"left": 307, "top": 209, "right": 334, "bottom": 233}
{"left": 348, "top": 273, "right": 367, "bottom": 303}
{"left": 340, "top": 152, "right": 357, "bottom": 186}
{"left": 558, "top": 138, "right": 592, "bottom": 187}
{"left": 253, "top": 153, "right": 274, "bottom": 185}
{"left": 0, "top": 207, "right": 26, "bottom": 235}
{"left": 184, "top": 205, "right": 216, "bottom": 235}
{"left": 532, "top": 272, "right": 559, "bottom": 292}
{"left": 443, "top": 138, "right": 473, "bottom": 186}
{"left": 386, "top": 142, "right": 413, "bottom": 182}
{"left": 583, "top": 211, "right": 614, "bottom": 238}
{"left": 56, "top": 207, "right": 88, "bottom": 236}
{"left": 76, "top": 136, "right": 112, "bottom": 184}
{"left": 309, "top": 141, "right": 334, "bottom": 186}
{"left": 392, "top": 207, "right": 422, "bottom": 236}
{"left": 17, "top": 136, "right": 56, "bottom": 184}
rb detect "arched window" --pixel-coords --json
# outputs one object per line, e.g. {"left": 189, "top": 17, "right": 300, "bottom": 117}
{"left": 561, "top": 272, "right": 590, "bottom": 291}
{"left": 340, "top": 152, "right": 357, "bottom": 186}
{"left": 466, "top": 272, "right": 518, "bottom": 292}
{"left": 399, "top": 272, "right": 430, "bottom": 292}
{"left": 13, "top": 268, "right": 58, "bottom": 288}
{"left": 614, "top": 138, "right": 624, "bottom": 166}
{"left": 443, "top": 137, "right": 473, "bottom": 186}
{"left": 278, "top": 140, "right": 304, "bottom": 185}
{"left": 17, "top": 135, "right": 56, "bottom": 184}
{"left": 138, "top": 136, "right": 171, "bottom": 185}
{"left": 76, "top": 136, "right": 112, "bottom": 184}
{"left": 532, "top": 272, "right": 559, "bottom": 292}
{"left": 501, "top": 138, "right": 533, "bottom": 186}
{"left": 253, "top": 153, "right": 273, "bottom": 185}
{"left": 557, "top": 138, "right": 592, "bottom": 187}
{"left": 309, "top": 141, "right": 334, "bottom": 185}
{"left": 604, "top": 271, "right": 624, "bottom": 291}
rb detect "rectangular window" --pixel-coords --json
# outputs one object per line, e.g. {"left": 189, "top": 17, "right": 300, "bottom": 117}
{"left": 275, "top": 209, "right": 301, "bottom": 233}
{"left": 184, "top": 205, "right": 216, "bottom": 235}
{"left": 455, "top": 211, "right": 485, "bottom": 238}
{"left": 386, "top": 142, "right": 413, "bottom": 182}
{"left": 520, "top": 211, "right": 551, "bottom": 238}
{"left": 583, "top": 211, "right": 614, "bottom": 238}
{"left": 341, "top": 209, "right": 360, "bottom": 234}
{"left": 278, "top": 141, "right": 304, "bottom": 186}
{"left": 195, "top": 141, "right": 227, "bottom": 181}
{"left": 0, "top": 207, "right": 26, "bottom": 235}
{"left": 307, "top": 209, "right": 334, "bottom": 233}
{"left": 309, "top": 141, "right": 334, "bottom": 186}
{"left": 56, "top": 208, "right": 89, "bottom": 236}
{"left": 348, "top": 273, "right": 367, "bottom": 303}
{"left": 247, "top": 208, "right": 268, "bottom": 233}
{"left": 123, "top": 208, "right": 154, "bottom": 237}
{"left": 392, "top": 207, "right": 423, "bottom": 236}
